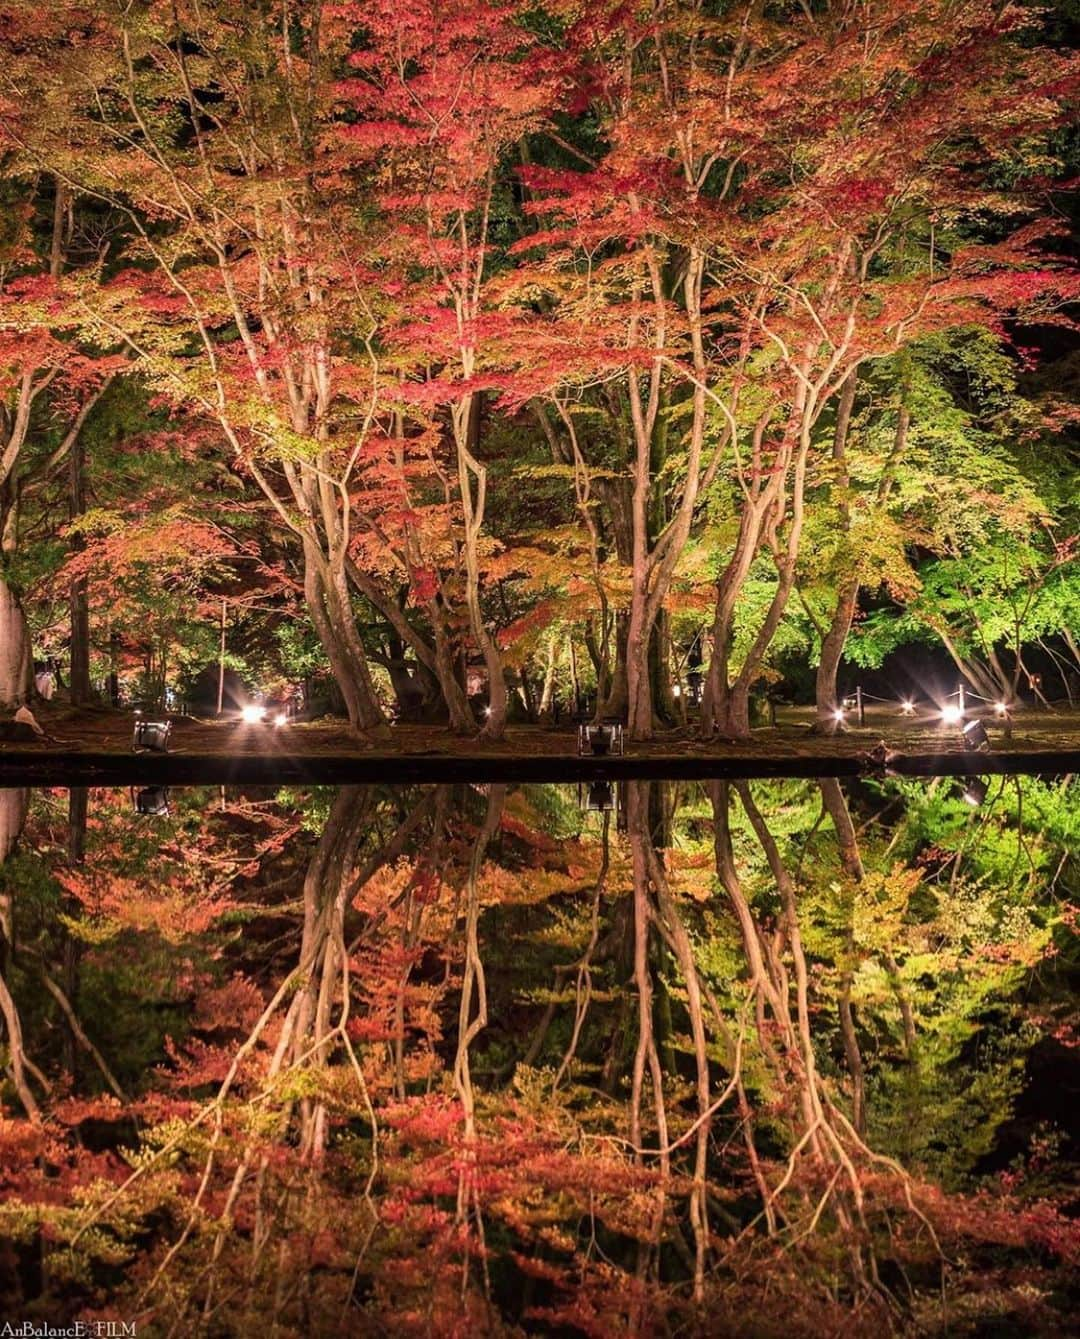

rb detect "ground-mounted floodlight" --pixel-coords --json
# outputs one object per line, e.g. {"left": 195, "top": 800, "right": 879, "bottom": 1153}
{"left": 273, "top": 711, "right": 288, "bottom": 727}
{"left": 133, "top": 719, "right": 172, "bottom": 753}
{"left": 962, "top": 777, "right": 989, "bottom": 807}
{"left": 940, "top": 703, "right": 964, "bottom": 726}
{"left": 577, "top": 723, "right": 625, "bottom": 757}
{"left": 962, "top": 718, "right": 990, "bottom": 751}
{"left": 133, "top": 785, "right": 170, "bottom": 816}
{"left": 240, "top": 703, "right": 266, "bottom": 724}
{"left": 993, "top": 701, "right": 1009, "bottom": 718}
{"left": 899, "top": 699, "right": 916, "bottom": 716}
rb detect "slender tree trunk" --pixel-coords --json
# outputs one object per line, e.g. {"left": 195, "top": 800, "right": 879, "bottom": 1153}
{"left": 815, "top": 372, "right": 860, "bottom": 726}
{"left": 69, "top": 427, "right": 92, "bottom": 706}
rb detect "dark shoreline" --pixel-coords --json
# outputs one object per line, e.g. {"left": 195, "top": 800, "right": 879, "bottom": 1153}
{"left": 0, "top": 747, "right": 1076, "bottom": 786}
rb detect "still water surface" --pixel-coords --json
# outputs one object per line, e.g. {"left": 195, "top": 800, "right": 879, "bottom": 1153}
{"left": 0, "top": 776, "right": 1076, "bottom": 1336}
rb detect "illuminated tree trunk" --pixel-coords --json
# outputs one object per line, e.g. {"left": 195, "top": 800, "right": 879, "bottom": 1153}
{"left": 815, "top": 372, "right": 860, "bottom": 728}
{"left": 453, "top": 394, "right": 507, "bottom": 739}
{"left": 69, "top": 422, "right": 92, "bottom": 706}
{"left": 0, "top": 573, "right": 30, "bottom": 711}
{"left": 303, "top": 542, "right": 388, "bottom": 738}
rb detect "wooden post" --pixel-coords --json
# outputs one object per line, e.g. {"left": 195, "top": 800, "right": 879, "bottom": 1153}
{"left": 957, "top": 682, "right": 965, "bottom": 717}
{"left": 856, "top": 685, "right": 865, "bottom": 726}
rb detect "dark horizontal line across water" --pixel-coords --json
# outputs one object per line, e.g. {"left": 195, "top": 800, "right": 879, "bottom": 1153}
{"left": 0, "top": 750, "right": 1074, "bottom": 787}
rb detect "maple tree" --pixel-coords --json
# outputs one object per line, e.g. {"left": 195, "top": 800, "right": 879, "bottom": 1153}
{"left": 0, "top": 0, "right": 1075, "bottom": 733}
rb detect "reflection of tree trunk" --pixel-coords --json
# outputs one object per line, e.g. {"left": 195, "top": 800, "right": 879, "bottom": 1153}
{"left": 708, "top": 778, "right": 899, "bottom": 1292}
{"left": 818, "top": 779, "right": 866, "bottom": 1136}
{"left": 290, "top": 785, "right": 375, "bottom": 1160}
{"left": 820, "top": 779, "right": 916, "bottom": 1066}
{"left": 453, "top": 783, "right": 505, "bottom": 1242}
{"left": 629, "top": 780, "right": 712, "bottom": 1302}
{"left": 61, "top": 788, "right": 88, "bottom": 1081}
{"left": 0, "top": 788, "right": 28, "bottom": 957}
{"left": 0, "top": 787, "right": 35, "bottom": 1118}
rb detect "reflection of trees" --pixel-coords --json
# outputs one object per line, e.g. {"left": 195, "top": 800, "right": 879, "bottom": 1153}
{"left": 0, "top": 778, "right": 1075, "bottom": 1333}
{"left": 0, "top": 787, "right": 35, "bottom": 1116}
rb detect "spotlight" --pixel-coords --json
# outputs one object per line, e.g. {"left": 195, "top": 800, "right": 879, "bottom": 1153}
{"left": 962, "top": 777, "right": 989, "bottom": 808}
{"left": 577, "top": 723, "right": 625, "bottom": 756}
{"left": 940, "top": 704, "right": 963, "bottom": 725}
{"left": 133, "top": 719, "right": 172, "bottom": 753}
{"left": 899, "top": 699, "right": 915, "bottom": 716}
{"left": 240, "top": 704, "right": 266, "bottom": 724}
{"left": 273, "top": 712, "right": 288, "bottom": 727}
{"left": 962, "top": 718, "right": 990, "bottom": 751}
{"left": 993, "top": 701, "right": 1009, "bottom": 717}
{"left": 832, "top": 708, "right": 846, "bottom": 723}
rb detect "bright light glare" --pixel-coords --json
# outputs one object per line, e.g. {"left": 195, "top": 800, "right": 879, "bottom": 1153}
{"left": 274, "top": 712, "right": 288, "bottom": 727}
{"left": 483, "top": 705, "right": 492, "bottom": 717}
{"left": 832, "top": 709, "right": 845, "bottom": 722}
{"left": 993, "top": 701, "right": 1008, "bottom": 716}
{"left": 940, "top": 704, "right": 963, "bottom": 725}
{"left": 900, "top": 700, "right": 915, "bottom": 714}
{"left": 241, "top": 704, "right": 266, "bottom": 724}
{"left": 672, "top": 683, "right": 682, "bottom": 697}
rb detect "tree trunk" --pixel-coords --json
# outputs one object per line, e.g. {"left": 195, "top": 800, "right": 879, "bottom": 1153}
{"left": 815, "top": 577, "right": 859, "bottom": 727}
{"left": 815, "top": 372, "right": 860, "bottom": 727}
{"left": 0, "top": 573, "right": 30, "bottom": 710}
{"left": 69, "top": 426, "right": 92, "bottom": 706}
{"left": 700, "top": 494, "right": 774, "bottom": 738}
{"left": 303, "top": 542, "right": 388, "bottom": 738}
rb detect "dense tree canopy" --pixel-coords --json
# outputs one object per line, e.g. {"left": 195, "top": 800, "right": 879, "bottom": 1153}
{"left": 0, "top": 0, "right": 1076, "bottom": 732}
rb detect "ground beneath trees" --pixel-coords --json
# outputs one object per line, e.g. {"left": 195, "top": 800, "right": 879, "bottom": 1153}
{"left": 0, "top": 703, "right": 1078, "bottom": 785}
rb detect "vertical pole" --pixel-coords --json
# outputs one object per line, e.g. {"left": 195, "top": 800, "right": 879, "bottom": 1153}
{"left": 856, "top": 685, "right": 865, "bottom": 726}
{"left": 217, "top": 599, "right": 227, "bottom": 716}
{"left": 957, "top": 682, "right": 965, "bottom": 718}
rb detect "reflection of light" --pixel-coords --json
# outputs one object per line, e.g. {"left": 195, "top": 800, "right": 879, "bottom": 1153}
{"left": 940, "top": 704, "right": 963, "bottom": 725}
{"left": 134, "top": 785, "right": 170, "bottom": 817}
{"left": 993, "top": 701, "right": 1008, "bottom": 717}
{"left": 900, "top": 700, "right": 915, "bottom": 715}
{"left": 241, "top": 704, "right": 266, "bottom": 724}
{"left": 273, "top": 712, "right": 288, "bottom": 727}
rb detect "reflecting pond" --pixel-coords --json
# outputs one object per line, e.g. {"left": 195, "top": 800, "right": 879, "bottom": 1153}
{"left": 0, "top": 776, "right": 1077, "bottom": 1336}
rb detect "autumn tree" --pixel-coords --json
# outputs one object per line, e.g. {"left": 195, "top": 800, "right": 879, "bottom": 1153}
{"left": 510, "top": 0, "right": 1078, "bottom": 738}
